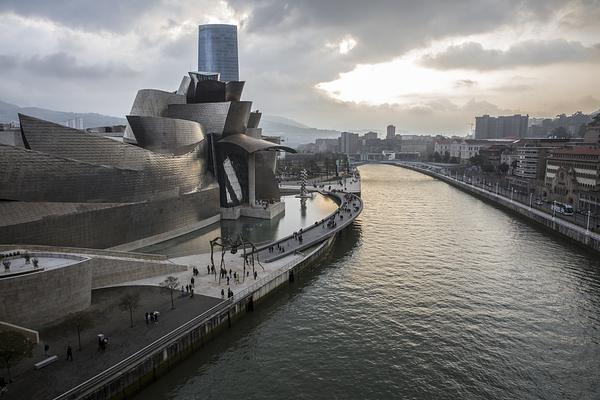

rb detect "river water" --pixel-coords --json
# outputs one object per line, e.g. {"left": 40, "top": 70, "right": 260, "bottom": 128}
{"left": 136, "top": 164, "right": 600, "bottom": 400}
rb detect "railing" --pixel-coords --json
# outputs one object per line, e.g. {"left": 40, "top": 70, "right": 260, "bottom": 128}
{"left": 232, "top": 252, "right": 305, "bottom": 302}
{"left": 53, "top": 299, "right": 232, "bottom": 400}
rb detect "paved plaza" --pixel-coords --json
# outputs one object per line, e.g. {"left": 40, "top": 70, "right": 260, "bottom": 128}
{"left": 4, "top": 286, "right": 225, "bottom": 400}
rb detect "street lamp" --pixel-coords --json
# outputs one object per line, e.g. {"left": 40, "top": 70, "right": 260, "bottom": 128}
{"left": 587, "top": 210, "right": 591, "bottom": 233}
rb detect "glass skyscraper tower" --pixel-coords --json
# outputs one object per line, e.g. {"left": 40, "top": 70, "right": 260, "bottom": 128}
{"left": 198, "top": 24, "right": 239, "bottom": 82}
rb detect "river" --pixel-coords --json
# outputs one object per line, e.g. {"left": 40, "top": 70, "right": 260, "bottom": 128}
{"left": 135, "top": 164, "right": 600, "bottom": 399}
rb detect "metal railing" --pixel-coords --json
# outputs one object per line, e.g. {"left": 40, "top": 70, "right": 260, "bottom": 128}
{"left": 53, "top": 299, "right": 232, "bottom": 400}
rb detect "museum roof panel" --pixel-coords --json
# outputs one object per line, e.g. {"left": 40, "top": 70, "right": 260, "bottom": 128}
{"left": 217, "top": 133, "right": 296, "bottom": 154}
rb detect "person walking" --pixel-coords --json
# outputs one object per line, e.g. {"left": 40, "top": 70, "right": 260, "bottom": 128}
{"left": 145, "top": 312, "right": 149, "bottom": 325}
{"left": 221, "top": 288, "right": 225, "bottom": 299}
{"left": 191, "top": 276, "right": 195, "bottom": 287}
{"left": 66, "top": 344, "right": 73, "bottom": 361}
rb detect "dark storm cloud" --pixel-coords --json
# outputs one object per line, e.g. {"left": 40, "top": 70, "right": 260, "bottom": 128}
{"left": 421, "top": 39, "right": 600, "bottom": 70}
{"left": 0, "top": 52, "right": 137, "bottom": 79}
{"left": 230, "top": 0, "right": 565, "bottom": 65}
{"left": 0, "top": 0, "right": 162, "bottom": 32}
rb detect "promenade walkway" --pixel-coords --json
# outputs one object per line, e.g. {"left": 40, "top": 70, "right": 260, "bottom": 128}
{"left": 252, "top": 191, "right": 363, "bottom": 263}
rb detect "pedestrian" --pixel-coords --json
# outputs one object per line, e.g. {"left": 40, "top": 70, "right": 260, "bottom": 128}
{"left": 145, "top": 312, "right": 149, "bottom": 325}
{"left": 254, "top": 271, "right": 258, "bottom": 280}
{"left": 227, "top": 276, "right": 230, "bottom": 285}
{"left": 191, "top": 276, "right": 195, "bottom": 287}
{"left": 221, "top": 288, "right": 225, "bottom": 299}
{"left": 44, "top": 344, "right": 50, "bottom": 356}
{"left": 207, "top": 265, "right": 210, "bottom": 274}
{"left": 66, "top": 344, "right": 73, "bottom": 361}
{"left": 190, "top": 287, "right": 194, "bottom": 298}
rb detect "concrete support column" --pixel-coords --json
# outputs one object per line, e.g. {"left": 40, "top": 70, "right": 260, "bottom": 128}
{"left": 248, "top": 152, "right": 256, "bottom": 206}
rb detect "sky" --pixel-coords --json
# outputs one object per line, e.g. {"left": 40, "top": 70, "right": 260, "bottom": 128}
{"left": 0, "top": 0, "right": 599, "bottom": 135}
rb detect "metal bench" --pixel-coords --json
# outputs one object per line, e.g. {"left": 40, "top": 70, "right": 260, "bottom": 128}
{"left": 34, "top": 355, "right": 58, "bottom": 369}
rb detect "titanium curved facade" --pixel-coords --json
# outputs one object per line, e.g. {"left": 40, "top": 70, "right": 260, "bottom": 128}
{"left": 126, "top": 115, "right": 205, "bottom": 154}
{"left": 248, "top": 111, "right": 262, "bottom": 129}
{"left": 124, "top": 89, "right": 186, "bottom": 142}
{"left": 198, "top": 24, "right": 239, "bottom": 82}
{"left": 0, "top": 62, "right": 292, "bottom": 247}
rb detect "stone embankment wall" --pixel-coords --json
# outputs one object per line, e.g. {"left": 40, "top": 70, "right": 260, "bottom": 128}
{"left": 0, "top": 247, "right": 187, "bottom": 328}
{"left": 398, "top": 164, "right": 600, "bottom": 254}
{"left": 0, "top": 255, "right": 92, "bottom": 328}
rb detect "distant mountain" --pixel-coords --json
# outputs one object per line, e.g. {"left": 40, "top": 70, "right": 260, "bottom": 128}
{"left": 0, "top": 100, "right": 126, "bottom": 128}
{"left": 0, "top": 100, "right": 338, "bottom": 147}
{"left": 260, "top": 115, "right": 340, "bottom": 147}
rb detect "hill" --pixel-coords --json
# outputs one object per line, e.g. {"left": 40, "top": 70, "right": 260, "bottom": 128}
{"left": 0, "top": 100, "right": 126, "bottom": 128}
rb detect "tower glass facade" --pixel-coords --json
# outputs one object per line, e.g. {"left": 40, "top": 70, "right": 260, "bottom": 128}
{"left": 198, "top": 24, "right": 239, "bottom": 82}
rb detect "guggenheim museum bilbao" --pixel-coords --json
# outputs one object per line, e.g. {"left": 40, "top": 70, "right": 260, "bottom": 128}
{"left": 0, "top": 71, "right": 295, "bottom": 249}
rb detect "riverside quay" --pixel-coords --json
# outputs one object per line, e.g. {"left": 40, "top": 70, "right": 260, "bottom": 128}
{"left": 0, "top": 68, "right": 364, "bottom": 400}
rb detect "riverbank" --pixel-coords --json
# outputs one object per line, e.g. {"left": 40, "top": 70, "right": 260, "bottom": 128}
{"left": 395, "top": 162, "right": 600, "bottom": 254}
{"left": 14, "top": 190, "right": 363, "bottom": 400}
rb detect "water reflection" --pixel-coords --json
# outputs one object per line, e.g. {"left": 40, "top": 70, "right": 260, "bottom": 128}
{"left": 138, "top": 194, "right": 338, "bottom": 257}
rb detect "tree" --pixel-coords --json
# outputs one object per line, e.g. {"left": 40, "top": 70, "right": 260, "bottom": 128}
{"left": 160, "top": 276, "right": 180, "bottom": 309}
{"left": 469, "top": 154, "right": 482, "bottom": 166}
{"left": 498, "top": 162, "right": 509, "bottom": 175}
{"left": 64, "top": 310, "right": 94, "bottom": 351}
{"left": 432, "top": 151, "right": 441, "bottom": 162}
{"left": 0, "top": 331, "right": 34, "bottom": 381}
{"left": 118, "top": 293, "right": 140, "bottom": 328}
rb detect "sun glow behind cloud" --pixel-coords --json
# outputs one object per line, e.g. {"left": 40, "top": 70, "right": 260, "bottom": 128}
{"left": 316, "top": 53, "right": 493, "bottom": 106}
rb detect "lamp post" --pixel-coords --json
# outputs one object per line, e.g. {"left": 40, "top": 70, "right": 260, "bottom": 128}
{"left": 587, "top": 210, "right": 591, "bottom": 234}
{"left": 529, "top": 193, "right": 533, "bottom": 209}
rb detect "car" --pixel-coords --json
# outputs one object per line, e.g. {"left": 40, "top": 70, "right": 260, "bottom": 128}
{"left": 534, "top": 199, "right": 544, "bottom": 206}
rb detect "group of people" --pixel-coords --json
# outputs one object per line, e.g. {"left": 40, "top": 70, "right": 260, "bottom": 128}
{"left": 144, "top": 311, "right": 160, "bottom": 324}
{"left": 292, "top": 229, "right": 304, "bottom": 244}
{"left": 221, "top": 287, "right": 234, "bottom": 299}
{"left": 191, "top": 266, "right": 200, "bottom": 276}
{"left": 97, "top": 335, "right": 109, "bottom": 351}
{"left": 182, "top": 283, "right": 194, "bottom": 297}
{"left": 267, "top": 243, "right": 287, "bottom": 254}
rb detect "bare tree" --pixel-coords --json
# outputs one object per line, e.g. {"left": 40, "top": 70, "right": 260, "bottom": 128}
{"left": 160, "top": 276, "right": 180, "bottom": 309}
{"left": 118, "top": 293, "right": 140, "bottom": 328}
{"left": 64, "top": 310, "right": 94, "bottom": 351}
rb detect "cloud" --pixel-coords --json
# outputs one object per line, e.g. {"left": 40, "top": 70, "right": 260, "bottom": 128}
{"left": 455, "top": 79, "right": 477, "bottom": 88}
{"left": 0, "top": 52, "right": 138, "bottom": 80}
{"left": 421, "top": 39, "right": 600, "bottom": 70}
{"left": 0, "top": 0, "right": 164, "bottom": 32}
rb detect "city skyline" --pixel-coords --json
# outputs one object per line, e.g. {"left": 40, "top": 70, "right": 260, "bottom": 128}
{"left": 0, "top": 1, "right": 599, "bottom": 134}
